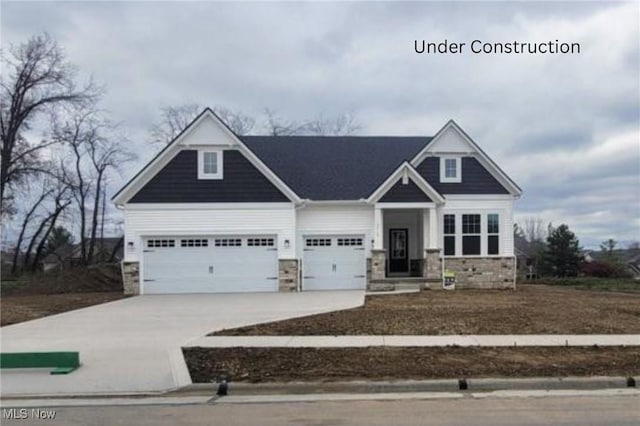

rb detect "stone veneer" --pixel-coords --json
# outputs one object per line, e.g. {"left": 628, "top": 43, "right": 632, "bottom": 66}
{"left": 444, "top": 257, "right": 516, "bottom": 289}
{"left": 122, "top": 261, "right": 140, "bottom": 295}
{"left": 370, "top": 250, "right": 386, "bottom": 281}
{"left": 278, "top": 259, "right": 299, "bottom": 292}
{"left": 423, "top": 249, "right": 442, "bottom": 281}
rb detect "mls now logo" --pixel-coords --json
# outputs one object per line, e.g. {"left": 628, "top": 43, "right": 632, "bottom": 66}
{"left": 3, "top": 408, "right": 56, "bottom": 420}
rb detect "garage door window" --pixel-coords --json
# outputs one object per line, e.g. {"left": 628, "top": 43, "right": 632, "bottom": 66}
{"left": 180, "top": 239, "right": 208, "bottom": 247}
{"left": 215, "top": 238, "right": 242, "bottom": 247}
{"left": 337, "top": 238, "right": 363, "bottom": 246}
{"left": 147, "top": 239, "right": 175, "bottom": 248}
{"left": 247, "top": 238, "right": 275, "bottom": 247}
{"left": 306, "top": 238, "right": 331, "bottom": 247}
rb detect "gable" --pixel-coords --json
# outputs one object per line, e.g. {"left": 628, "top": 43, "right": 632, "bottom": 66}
{"left": 425, "top": 125, "right": 471, "bottom": 152}
{"left": 129, "top": 150, "right": 289, "bottom": 203}
{"left": 379, "top": 179, "right": 433, "bottom": 202}
{"left": 415, "top": 156, "right": 510, "bottom": 194}
{"left": 411, "top": 120, "right": 521, "bottom": 196}
{"left": 112, "top": 108, "right": 300, "bottom": 205}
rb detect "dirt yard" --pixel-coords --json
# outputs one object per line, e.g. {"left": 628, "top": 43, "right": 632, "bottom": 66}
{"left": 212, "top": 285, "right": 640, "bottom": 336}
{"left": 1, "top": 264, "right": 127, "bottom": 326}
{"left": 184, "top": 346, "right": 640, "bottom": 383}
{"left": 0, "top": 292, "right": 128, "bottom": 326}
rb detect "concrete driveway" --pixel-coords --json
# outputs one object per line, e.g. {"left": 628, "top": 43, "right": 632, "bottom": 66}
{"left": 0, "top": 291, "right": 364, "bottom": 397}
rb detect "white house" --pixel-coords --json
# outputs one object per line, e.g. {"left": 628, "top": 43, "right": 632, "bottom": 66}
{"left": 113, "top": 108, "right": 521, "bottom": 294}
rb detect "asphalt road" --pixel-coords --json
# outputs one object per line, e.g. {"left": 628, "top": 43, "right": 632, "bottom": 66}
{"left": 2, "top": 395, "right": 638, "bottom": 426}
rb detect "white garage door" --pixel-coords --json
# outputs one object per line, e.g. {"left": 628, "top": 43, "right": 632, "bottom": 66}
{"left": 302, "top": 235, "right": 366, "bottom": 290}
{"left": 142, "top": 236, "right": 278, "bottom": 294}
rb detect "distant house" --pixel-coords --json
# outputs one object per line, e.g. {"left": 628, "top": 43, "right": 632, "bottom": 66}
{"left": 582, "top": 248, "right": 640, "bottom": 279}
{"left": 42, "top": 237, "right": 124, "bottom": 272}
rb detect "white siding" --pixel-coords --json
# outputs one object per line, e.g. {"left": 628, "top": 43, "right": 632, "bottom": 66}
{"left": 440, "top": 197, "right": 514, "bottom": 256}
{"left": 124, "top": 204, "right": 296, "bottom": 262}
{"left": 428, "top": 126, "right": 471, "bottom": 153}
{"left": 296, "top": 205, "right": 374, "bottom": 256}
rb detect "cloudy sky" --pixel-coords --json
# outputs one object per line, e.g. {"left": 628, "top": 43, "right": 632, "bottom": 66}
{"left": 2, "top": 1, "right": 639, "bottom": 248}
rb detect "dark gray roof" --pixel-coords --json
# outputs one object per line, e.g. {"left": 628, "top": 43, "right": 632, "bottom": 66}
{"left": 241, "top": 136, "right": 432, "bottom": 200}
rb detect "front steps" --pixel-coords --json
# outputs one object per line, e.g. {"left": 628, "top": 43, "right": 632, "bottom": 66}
{"left": 368, "top": 277, "right": 442, "bottom": 292}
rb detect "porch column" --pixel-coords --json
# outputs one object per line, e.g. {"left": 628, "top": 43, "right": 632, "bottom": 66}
{"left": 428, "top": 207, "right": 438, "bottom": 249}
{"left": 423, "top": 207, "right": 442, "bottom": 283}
{"left": 373, "top": 206, "right": 383, "bottom": 250}
{"left": 371, "top": 206, "right": 386, "bottom": 281}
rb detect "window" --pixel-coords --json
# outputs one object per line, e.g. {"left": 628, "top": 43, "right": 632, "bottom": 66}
{"left": 247, "top": 238, "right": 275, "bottom": 247}
{"left": 440, "top": 157, "right": 461, "bottom": 183}
{"left": 180, "top": 239, "right": 208, "bottom": 247}
{"left": 462, "top": 214, "right": 481, "bottom": 255}
{"left": 443, "top": 214, "right": 455, "bottom": 256}
{"left": 487, "top": 214, "right": 500, "bottom": 255}
{"left": 198, "top": 150, "right": 223, "bottom": 179}
{"left": 147, "top": 239, "right": 175, "bottom": 248}
{"left": 306, "top": 238, "right": 331, "bottom": 247}
{"left": 337, "top": 238, "right": 363, "bottom": 246}
{"left": 214, "top": 238, "right": 241, "bottom": 247}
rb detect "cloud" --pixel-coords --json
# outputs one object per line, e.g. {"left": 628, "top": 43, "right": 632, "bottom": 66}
{"left": 1, "top": 1, "right": 638, "bottom": 248}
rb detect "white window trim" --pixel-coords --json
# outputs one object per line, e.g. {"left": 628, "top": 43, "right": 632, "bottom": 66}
{"left": 198, "top": 149, "right": 223, "bottom": 180}
{"left": 441, "top": 211, "right": 504, "bottom": 258}
{"left": 440, "top": 157, "right": 461, "bottom": 183}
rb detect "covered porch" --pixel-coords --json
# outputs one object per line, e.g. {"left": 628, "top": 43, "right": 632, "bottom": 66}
{"left": 370, "top": 203, "right": 442, "bottom": 286}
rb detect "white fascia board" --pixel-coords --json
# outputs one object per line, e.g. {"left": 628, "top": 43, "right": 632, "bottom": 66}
{"left": 124, "top": 202, "right": 295, "bottom": 210}
{"left": 410, "top": 120, "right": 523, "bottom": 197}
{"left": 444, "top": 194, "right": 515, "bottom": 200}
{"left": 112, "top": 108, "right": 302, "bottom": 206}
{"left": 367, "top": 162, "right": 445, "bottom": 204}
{"left": 302, "top": 199, "right": 369, "bottom": 205}
{"left": 375, "top": 202, "right": 436, "bottom": 209}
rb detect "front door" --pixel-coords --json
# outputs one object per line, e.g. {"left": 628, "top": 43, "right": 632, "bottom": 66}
{"left": 389, "top": 228, "right": 409, "bottom": 274}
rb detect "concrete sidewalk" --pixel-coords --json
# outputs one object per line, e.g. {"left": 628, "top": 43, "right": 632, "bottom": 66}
{"left": 186, "top": 334, "right": 640, "bottom": 348}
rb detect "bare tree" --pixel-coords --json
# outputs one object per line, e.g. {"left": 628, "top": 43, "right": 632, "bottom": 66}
{"left": 522, "top": 217, "right": 547, "bottom": 243}
{"left": 10, "top": 183, "right": 53, "bottom": 274}
{"left": 149, "top": 104, "right": 202, "bottom": 146}
{"left": 213, "top": 106, "right": 255, "bottom": 136}
{"left": 53, "top": 103, "right": 134, "bottom": 265}
{"left": 20, "top": 173, "right": 72, "bottom": 271}
{"left": 0, "top": 33, "right": 97, "bottom": 215}
{"left": 150, "top": 104, "right": 256, "bottom": 146}
{"left": 262, "top": 109, "right": 361, "bottom": 136}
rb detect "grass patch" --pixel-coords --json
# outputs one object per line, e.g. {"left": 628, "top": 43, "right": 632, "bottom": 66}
{"left": 533, "top": 277, "right": 640, "bottom": 293}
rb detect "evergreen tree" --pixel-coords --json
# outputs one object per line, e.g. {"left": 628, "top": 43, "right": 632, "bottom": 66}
{"left": 545, "top": 224, "right": 581, "bottom": 277}
{"left": 44, "top": 226, "right": 74, "bottom": 256}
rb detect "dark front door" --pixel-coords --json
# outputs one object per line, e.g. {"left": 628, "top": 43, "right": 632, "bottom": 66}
{"left": 389, "top": 228, "right": 409, "bottom": 274}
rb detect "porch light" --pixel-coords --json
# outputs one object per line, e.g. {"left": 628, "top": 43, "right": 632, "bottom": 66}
{"left": 127, "top": 241, "right": 134, "bottom": 250}
{"left": 284, "top": 239, "right": 290, "bottom": 248}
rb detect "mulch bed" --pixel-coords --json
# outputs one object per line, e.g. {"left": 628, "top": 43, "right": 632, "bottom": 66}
{"left": 183, "top": 346, "right": 640, "bottom": 383}
{"left": 211, "top": 285, "right": 640, "bottom": 336}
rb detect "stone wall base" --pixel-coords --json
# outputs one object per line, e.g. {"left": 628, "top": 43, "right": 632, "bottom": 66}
{"left": 444, "top": 257, "right": 516, "bottom": 289}
{"left": 122, "top": 261, "right": 140, "bottom": 295}
{"left": 278, "top": 259, "right": 299, "bottom": 292}
{"left": 423, "top": 249, "right": 442, "bottom": 281}
{"left": 370, "top": 250, "right": 386, "bottom": 281}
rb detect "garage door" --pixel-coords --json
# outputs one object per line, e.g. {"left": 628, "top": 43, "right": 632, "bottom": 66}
{"left": 302, "top": 235, "right": 366, "bottom": 290}
{"left": 142, "top": 236, "right": 278, "bottom": 294}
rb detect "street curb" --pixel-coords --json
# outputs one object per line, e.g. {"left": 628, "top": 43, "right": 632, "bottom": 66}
{"left": 171, "top": 376, "right": 638, "bottom": 396}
